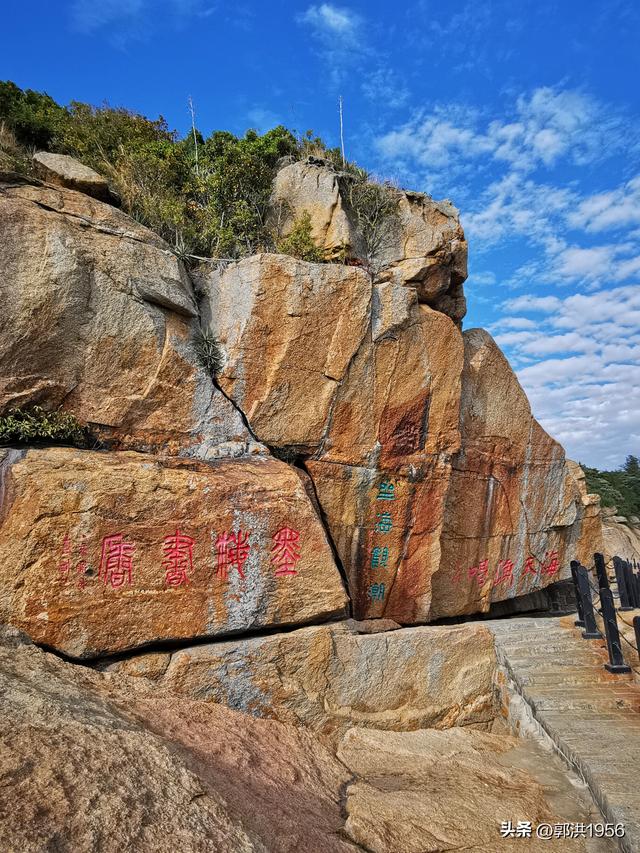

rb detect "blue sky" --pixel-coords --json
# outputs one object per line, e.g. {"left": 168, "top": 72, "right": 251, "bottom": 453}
{"left": 3, "top": 0, "right": 639, "bottom": 468}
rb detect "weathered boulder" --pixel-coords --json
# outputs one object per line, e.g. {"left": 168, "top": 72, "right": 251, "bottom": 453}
{"left": 374, "top": 191, "right": 467, "bottom": 323}
{"left": 0, "top": 634, "right": 356, "bottom": 853}
{"left": 0, "top": 174, "right": 251, "bottom": 457}
{"left": 32, "top": 151, "right": 117, "bottom": 203}
{"left": 197, "top": 254, "right": 600, "bottom": 622}
{"left": 603, "top": 516, "right": 640, "bottom": 563}
{"left": 269, "top": 158, "right": 467, "bottom": 323}
{"left": 106, "top": 621, "right": 499, "bottom": 743}
{"left": 0, "top": 447, "right": 348, "bottom": 657}
{"left": 337, "top": 727, "right": 592, "bottom": 853}
{"left": 269, "top": 159, "right": 357, "bottom": 258}
{"left": 197, "top": 253, "right": 371, "bottom": 452}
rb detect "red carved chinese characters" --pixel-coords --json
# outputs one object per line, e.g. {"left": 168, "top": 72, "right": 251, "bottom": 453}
{"left": 76, "top": 540, "right": 89, "bottom": 589}
{"left": 215, "top": 531, "right": 250, "bottom": 580}
{"left": 542, "top": 550, "right": 559, "bottom": 576}
{"left": 523, "top": 555, "right": 538, "bottom": 578}
{"left": 469, "top": 559, "right": 489, "bottom": 586}
{"left": 494, "top": 559, "right": 514, "bottom": 586}
{"left": 99, "top": 534, "right": 135, "bottom": 588}
{"left": 163, "top": 529, "right": 195, "bottom": 587}
{"left": 271, "top": 527, "right": 302, "bottom": 576}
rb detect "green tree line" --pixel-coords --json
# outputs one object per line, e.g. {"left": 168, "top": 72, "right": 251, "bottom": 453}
{"left": 582, "top": 455, "right": 640, "bottom": 519}
{"left": 0, "top": 80, "right": 350, "bottom": 260}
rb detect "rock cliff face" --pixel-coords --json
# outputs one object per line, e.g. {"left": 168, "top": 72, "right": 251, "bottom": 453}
{"left": 0, "top": 173, "right": 251, "bottom": 458}
{"left": 0, "top": 155, "right": 610, "bottom": 851}
{"left": 0, "top": 162, "right": 602, "bottom": 659}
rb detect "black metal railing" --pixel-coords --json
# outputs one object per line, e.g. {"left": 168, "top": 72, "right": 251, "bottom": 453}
{"left": 569, "top": 553, "right": 640, "bottom": 675}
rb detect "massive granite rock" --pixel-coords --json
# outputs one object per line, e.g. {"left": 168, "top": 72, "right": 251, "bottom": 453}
{"left": 0, "top": 447, "right": 348, "bottom": 657}
{"left": 106, "top": 621, "right": 498, "bottom": 743}
{"left": 198, "top": 255, "right": 601, "bottom": 622}
{"left": 1, "top": 632, "right": 604, "bottom": 853}
{"left": 0, "top": 173, "right": 251, "bottom": 458}
{"left": 0, "top": 632, "right": 355, "bottom": 853}
{"left": 270, "top": 158, "right": 468, "bottom": 324}
{"left": 197, "top": 253, "right": 371, "bottom": 452}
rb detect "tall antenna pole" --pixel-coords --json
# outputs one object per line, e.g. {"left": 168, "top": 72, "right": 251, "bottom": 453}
{"left": 339, "top": 95, "right": 345, "bottom": 166}
{"left": 188, "top": 95, "right": 199, "bottom": 177}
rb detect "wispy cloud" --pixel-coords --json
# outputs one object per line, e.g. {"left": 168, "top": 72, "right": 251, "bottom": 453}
{"left": 296, "top": 3, "right": 367, "bottom": 84}
{"left": 71, "top": 0, "right": 145, "bottom": 33}
{"left": 298, "top": 3, "right": 361, "bottom": 39}
{"left": 70, "top": 0, "right": 218, "bottom": 43}
{"left": 493, "top": 285, "right": 640, "bottom": 466}
{"left": 376, "top": 87, "right": 628, "bottom": 183}
{"left": 361, "top": 68, "right": 409, "bottom": 110}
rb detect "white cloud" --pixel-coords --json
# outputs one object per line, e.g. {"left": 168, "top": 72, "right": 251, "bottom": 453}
{"left": 504, "top": 295, "right": 562, "bottom": 313}
{"left": 376, "top": 86, "right": 626, "bottom": 181}
{"left": 361, "top": 68, "right": 409, "bottom": 109}
{"left": 299, "top": 3, "right": 360, "bottom": 36}
{"left": 297, "top": 3, "right": 366, "bottom": 83}
{"left": 498, "top": 286, "right": 640, "bottom": 467}
{"left": 567, "top": 176, "right": 640, "bottom": 233}
{"left": 70, "top": 0, "right": 217, "bottom": 36}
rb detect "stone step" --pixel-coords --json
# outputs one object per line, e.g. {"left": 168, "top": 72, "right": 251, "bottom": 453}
{"left": 488, "top": 615, "right": 640, "bottom": 853}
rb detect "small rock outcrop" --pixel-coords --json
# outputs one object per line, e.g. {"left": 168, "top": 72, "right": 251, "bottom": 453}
{"left": 270, "top": 158, "right": 468, "bottom": 324}
{"left": 32, "top": 151, "right": 117, "bottom": 203}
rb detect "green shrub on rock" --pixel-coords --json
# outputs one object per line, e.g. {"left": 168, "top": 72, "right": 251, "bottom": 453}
{"left": 194, "top": 331, "right": 225, "bottom": 376}
{"left": 276, "top": 212, "right": 325, "bottom": 262}
{"left": 0, "top": 406, "right": 87, "bottom": 446}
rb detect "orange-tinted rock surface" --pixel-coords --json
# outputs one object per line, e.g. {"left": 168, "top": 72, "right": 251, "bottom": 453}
{"left": 106, "top": 621, "right": 499, "bottom": 744}
{"left": 430, "top": 330, "right": 603, "bottom": 619}
{"left": 198, "top": 255, "right": 601, "bottom": 622}
{"left": 0, "top": 447, "right": 347, "bottom": 657}
{"left": 0, "top": 174, "right": 251, "bottom": 457}
{"left": 197, "top": 253, "right": 371, "bottom": 452}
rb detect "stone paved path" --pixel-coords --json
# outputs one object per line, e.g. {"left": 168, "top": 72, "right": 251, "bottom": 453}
{"left": 485, "top": 615, "right": 640, "bottom": 853}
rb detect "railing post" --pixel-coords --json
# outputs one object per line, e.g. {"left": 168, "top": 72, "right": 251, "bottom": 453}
{"left": 576, "top": 564, "right": 603, "bottom": 640}
{"left": 600, "top": 587, "right": 631, "bottom": 674}
{"left": 633, "top": 616, "right": 640, "bottom": 661}
{"left": 623, "top": 560, "right": 639, "bottom": 608}
{"left": 633, "top": 564, "right": 640, "bottom": 609}
{"left": 570, "top": 559, "right": 585, "bottom": 627}
{"left": 614, "top": 556, "right": 634, "bottom": 611}
{"left": 594, "top": 552, "right": 610, "bottom": 590}
{"left": 627, "top": 560, "right": 640, "bottom": 608}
